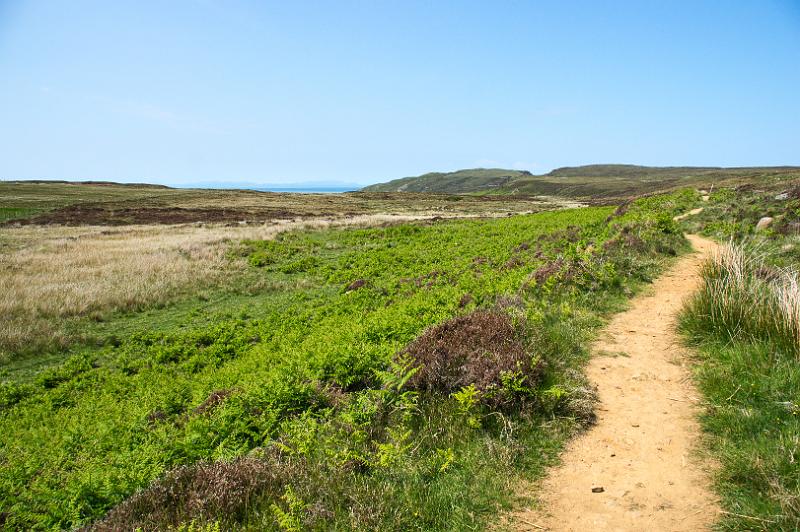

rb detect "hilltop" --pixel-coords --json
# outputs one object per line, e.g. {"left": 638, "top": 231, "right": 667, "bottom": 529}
{"left": 361, "top": 168, "right": 533, "bottom": 193}
{"left": 363, "top": 164, "right": 800, "bottom": 200}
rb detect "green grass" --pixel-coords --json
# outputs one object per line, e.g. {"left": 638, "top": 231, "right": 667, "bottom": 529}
{"left": 682, "top": 340, "right": 800, "bottom": 530}
{"left": 0, "top": 191, "right": 696, "bottom": 530}
{"left": 679, "top": 183, "right": 800, "bottom": 530}
{"left": 0, "top": 207, "right": 40, "bottom": 222}
{"left": 0, "top": 180, "right": 174, "bottom": 209}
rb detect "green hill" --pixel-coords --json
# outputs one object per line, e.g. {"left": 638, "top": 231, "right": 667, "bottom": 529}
{"left": 544, "top": 164, "right": 722, "bottom": 178}
{"left": 361, "top": 168, "right": 532, "bottom": 193}
{"left": 363, "top": 164, "right": 800, "bottom": 199}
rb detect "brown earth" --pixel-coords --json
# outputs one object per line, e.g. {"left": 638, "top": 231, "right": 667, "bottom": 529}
{"left": 511, "top": 234, "right": 720, "bottom": 531}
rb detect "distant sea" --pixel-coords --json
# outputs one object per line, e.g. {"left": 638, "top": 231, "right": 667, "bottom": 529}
{"left": 251, "top": 185, "right": 355, "bottom": 194}
{"left": 175, "top": 183, "right": 359, "bottom": 193}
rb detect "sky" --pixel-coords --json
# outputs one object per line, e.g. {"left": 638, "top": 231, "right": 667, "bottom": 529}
{"left": 0, "top": 1, "right": 798, "bottom": 186}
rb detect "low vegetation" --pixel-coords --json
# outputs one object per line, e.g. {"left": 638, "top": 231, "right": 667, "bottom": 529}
{"left": 11, "top": 174, "right": 799, "bottom": 530}
{"left": 0, "top": 190, "right": 696, "bottom": 530}
{"left": 679, "top": 183, "right": 800, "bottom": 530}
{"left": 683, "top": 242, "right": 800, "bottom": 357}
{"left": 0, "top": 181, "right": 549, "bottom": 225}
{"left": 0, "top": 215, "right": 452, "bottom": 362}
{"left": 0, "top": 180, "right": 552, "bottom": 362}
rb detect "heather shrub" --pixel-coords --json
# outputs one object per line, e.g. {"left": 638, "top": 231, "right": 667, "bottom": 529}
{"left": 90, "top": 453, "right": 300, "bottom": 531}
{"left": 402, "top": 310, "right": 543, "bottom": 405}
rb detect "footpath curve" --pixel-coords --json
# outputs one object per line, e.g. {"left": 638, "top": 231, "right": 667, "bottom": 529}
{"left": 513, "top": 234, "right": 720, "bottom": 531}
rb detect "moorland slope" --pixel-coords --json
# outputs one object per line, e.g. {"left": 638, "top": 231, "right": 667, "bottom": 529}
{"left": 0, "top": 181, "right": 549, "bottom": 225}
{"left": 3, "top": 173, "right": 800, "bottom": 530}
{"left": 363, "top": 164, "right": 800, "bottom": 200}
{"left": 361, "top": 168, "right": 533, "bottom": 193}
{"left": 0, "top": 189, "right": 696, "bottom": 530}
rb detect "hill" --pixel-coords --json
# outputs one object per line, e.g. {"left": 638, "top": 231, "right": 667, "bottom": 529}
{"left": 363, "top": 164, "right": 800, "bottom": 200}
{"left": 361, "top": 168, "right": 533, "bottom": 193}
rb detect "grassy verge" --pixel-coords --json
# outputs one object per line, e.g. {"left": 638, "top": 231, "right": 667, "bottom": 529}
{"left": 0, "top": 207, "right": 41, "bottom": 222}
{"left": 679, "top": 184, "right": 800, "bottom": 530}
{"left": 0, "top": 190, "right": 696, "bottom": 530}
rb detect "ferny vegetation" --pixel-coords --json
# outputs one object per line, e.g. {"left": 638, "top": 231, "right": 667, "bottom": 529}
{"left": 0, "top": 190, "right": 696, "bottom": 530}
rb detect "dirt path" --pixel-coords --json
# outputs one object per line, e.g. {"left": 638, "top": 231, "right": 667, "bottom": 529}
{"left": 673, "top": 207, "right": 704, "bottom": 221}
{"left": 513, "top": 234, "right": 720, "bottom": 531}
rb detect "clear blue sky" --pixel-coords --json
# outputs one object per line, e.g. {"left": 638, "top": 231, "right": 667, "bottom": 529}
{"left": 1, "top": 1, "right": 798, "bottom": 185}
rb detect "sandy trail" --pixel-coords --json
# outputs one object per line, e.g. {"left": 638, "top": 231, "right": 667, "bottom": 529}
{"left": 513, "top": 234, "right": 720, "bottom": 531}
{"left": 673, "top": 208, "right": 704, "bottom": 221}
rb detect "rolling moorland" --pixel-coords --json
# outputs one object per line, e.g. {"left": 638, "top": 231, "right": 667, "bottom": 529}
{"left": 1, "top": 167, "right": 799, "bottom": 530}
{"left": 0, "top": 181, "right": 554, "bottom": 225}
{"left": 363, "top": 164, "right": 800, "bottom": 201}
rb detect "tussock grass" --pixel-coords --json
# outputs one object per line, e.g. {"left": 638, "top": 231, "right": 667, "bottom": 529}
{"left": 681, "top": 240, "right": 800, "bottom": 357}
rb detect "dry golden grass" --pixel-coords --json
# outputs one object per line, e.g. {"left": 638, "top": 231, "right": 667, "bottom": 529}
{"left": 0, "top": 213, "right": 482, "bottom": 360}
{"left": 686, "top": 240, "right": 800, "bottom": 358}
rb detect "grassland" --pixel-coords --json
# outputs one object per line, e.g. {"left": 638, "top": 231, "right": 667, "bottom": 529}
{"left": 0, "top": 181, "right": 550, "bottom": 225}
{"left": 0, "top": 181, "right": 554, "bottom": 363}
{"left": 12, "top": 175, "right": 799, "bottom": 530}
{"left": 0, "top": 184, "right": 698, "bottom": 530}
{"left": 0, "top": 181, "right": 173, "bottom": 222}
{"left": 0, "top": 215, "right": 460, "bottom": 362}
{"left": 679, "top": 182, "right": 800, "bottom": 530}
